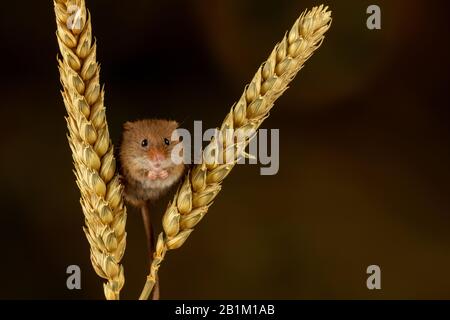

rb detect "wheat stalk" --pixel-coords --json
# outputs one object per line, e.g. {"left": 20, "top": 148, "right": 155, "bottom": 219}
{"left": 139, "top": 5, "right": 332, "bottom": 300}
{"left": 54, "top": 0, "right": 126, "bottom": 300}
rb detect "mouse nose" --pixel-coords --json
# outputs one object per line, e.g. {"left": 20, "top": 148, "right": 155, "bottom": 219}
{"left": 149, "top": 150, "right": 165, "bottom": 163}
{"left": 154, "top": 153, "right": 165, "bottom": 162}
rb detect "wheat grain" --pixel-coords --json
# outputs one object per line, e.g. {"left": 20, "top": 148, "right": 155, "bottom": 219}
{"left": 139, "top": 5, "right": 332, "bottom": 300}
{"left": 54, "top": 0, "right": 126, "bottom": 300}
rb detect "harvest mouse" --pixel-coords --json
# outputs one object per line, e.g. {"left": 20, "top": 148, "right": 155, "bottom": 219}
{"left": 119, "top": 119, "right": 185, "bottom": 299}
{"left": 120, "top": 119, "right": 185, "bottom": 207}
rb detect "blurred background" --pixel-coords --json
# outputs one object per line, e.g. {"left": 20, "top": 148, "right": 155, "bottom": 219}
{"left": 0, "top": 0, "right": 449, "bottom": 299}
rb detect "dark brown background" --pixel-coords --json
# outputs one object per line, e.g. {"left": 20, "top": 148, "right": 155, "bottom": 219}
{"left": 0, "top": 0, "right": 449, "bottom": 299}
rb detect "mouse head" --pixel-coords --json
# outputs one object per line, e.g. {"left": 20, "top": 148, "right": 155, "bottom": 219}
{"left": 120, "top": 119, "right": 181, "bottom": 178}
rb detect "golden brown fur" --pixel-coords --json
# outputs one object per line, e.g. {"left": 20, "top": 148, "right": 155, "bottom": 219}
{"left": 120, "top": 119, "right": 185, "bottom": 207}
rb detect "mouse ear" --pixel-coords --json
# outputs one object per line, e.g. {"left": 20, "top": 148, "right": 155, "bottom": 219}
{"left": 123, "top": 121, "right": 134, "bottom": 131}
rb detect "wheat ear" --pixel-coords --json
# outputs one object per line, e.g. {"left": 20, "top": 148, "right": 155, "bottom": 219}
{"left": 139, "top": 5, "right": 332, "bottom": 300}
{"left": 54, "top": 0, "right": 126, "bottom": 300}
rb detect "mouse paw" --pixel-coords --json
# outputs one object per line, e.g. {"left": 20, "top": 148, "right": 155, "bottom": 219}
{"left": 159, "top": 170, "right": 169, "bottom": 179}
{"left": 147, "top": 171, "right": 158, "bottom": 180}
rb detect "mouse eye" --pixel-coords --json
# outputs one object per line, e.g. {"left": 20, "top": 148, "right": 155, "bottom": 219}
{"left": 164, "top": 138, "right": 170, "bottom": 146}
{"left": 141, "top": 139, "right": 148, "bottom": 148}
